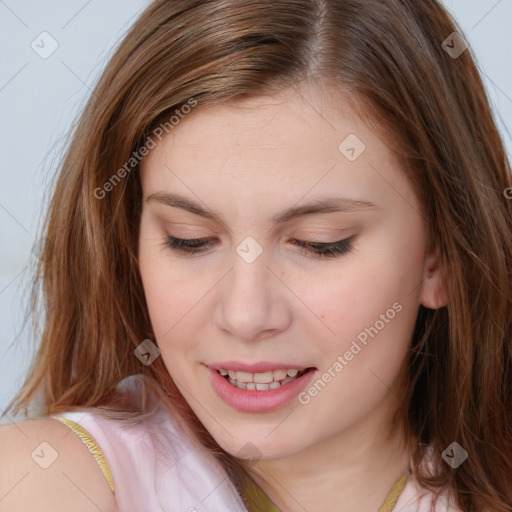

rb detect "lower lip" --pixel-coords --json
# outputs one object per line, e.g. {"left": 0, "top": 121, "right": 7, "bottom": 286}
{"left": 207, "top": 366, "right": 316, "bottom": 413}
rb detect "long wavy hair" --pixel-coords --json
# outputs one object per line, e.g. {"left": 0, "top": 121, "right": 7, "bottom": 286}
{"left": 3, "top": 1, "right": 512, "bottom": 510}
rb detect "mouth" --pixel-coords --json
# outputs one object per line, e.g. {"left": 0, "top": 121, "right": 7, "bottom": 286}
{"left": 207, "top": 364, "right": 317, "bottom": 413}
{"left": 216, "top": 367, "right": 315, "bottom": 391}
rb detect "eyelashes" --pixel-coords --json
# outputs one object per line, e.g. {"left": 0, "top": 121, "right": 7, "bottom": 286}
{"left": 163, "top": 234, "right": 356, "bottom": 259}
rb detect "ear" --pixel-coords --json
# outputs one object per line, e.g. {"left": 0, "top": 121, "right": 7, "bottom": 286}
{"left": 419, "top": 244, "right": 448, "bottom": 309}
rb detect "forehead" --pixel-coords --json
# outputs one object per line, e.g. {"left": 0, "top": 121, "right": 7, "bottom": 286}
{"left": 154, "top": 83, "right": 364, "bottom": 158}
{"left": 139, "top": 83, "right": 416, "bottom": 224}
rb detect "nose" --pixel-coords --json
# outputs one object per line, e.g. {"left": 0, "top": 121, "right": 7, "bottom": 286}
{"left": 213, "top": 246, "right": 291, "bottom": 343}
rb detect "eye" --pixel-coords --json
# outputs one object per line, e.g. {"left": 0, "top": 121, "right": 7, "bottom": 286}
{"left": 163, "top": 234, "right": 356, "bottom": 259}
{"left": 163, "top": 235, "right": 215, "bottom": 255}
{"left": 289, "top": 235, "right": 356, "bottom": 259}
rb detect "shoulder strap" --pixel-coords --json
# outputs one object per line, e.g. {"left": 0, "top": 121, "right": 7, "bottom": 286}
{"left": 379, "top": 470, "right": 409, "bottom": 512}
{"left": 241, "top": 468, "right": 409, "bottom": 512}
{"left": 51, "top": 415, "right": 115, "bottom": 494}
{"left": 240, "top": 472, "right": 280, "bottom": 512}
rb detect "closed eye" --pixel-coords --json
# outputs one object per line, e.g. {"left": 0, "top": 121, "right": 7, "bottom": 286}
{"left": 163, "top": 234, "right": 356, "bottom": 259}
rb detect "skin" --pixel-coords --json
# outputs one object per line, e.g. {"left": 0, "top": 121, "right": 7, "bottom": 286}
{"left": 137, "top": 81, "right": 447, "bottom": 512}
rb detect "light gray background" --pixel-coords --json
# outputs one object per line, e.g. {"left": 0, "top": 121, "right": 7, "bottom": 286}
{"left": 1, "top": 0, "right": 511, "bottom": 415}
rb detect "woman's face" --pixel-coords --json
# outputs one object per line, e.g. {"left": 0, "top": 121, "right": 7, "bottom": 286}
{"left": 138, "top": 83, "right": 441, "bottom": 461}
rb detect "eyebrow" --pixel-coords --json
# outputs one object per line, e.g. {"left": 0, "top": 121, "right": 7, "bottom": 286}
{"left": 147, "top": 192, "right": 381, "bottom": 226}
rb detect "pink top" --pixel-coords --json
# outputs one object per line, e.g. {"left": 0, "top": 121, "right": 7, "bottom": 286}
{"left": 53, "top": 406, "right": 248, "bottom": 511}
{"left": 51, "top": 376, "right": 463, "bottom": 512}
{"left": 393, "top": 473, "right": 462, "bottom": 512}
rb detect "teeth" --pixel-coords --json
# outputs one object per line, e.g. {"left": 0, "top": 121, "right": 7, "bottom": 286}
{"left": 229, "top": 377, "right": 243, "bottom": 388}
{"left": 236, "top": 371, "right": 254, "bottom": 383}
{"left": 253, "top": 371, "right": 274, "bottom": 384}
{"left": 273, "top": 369, "right": 287, "bottom": 380}
{"left": 220, "top": 367, "right": 308, "bottom": 390}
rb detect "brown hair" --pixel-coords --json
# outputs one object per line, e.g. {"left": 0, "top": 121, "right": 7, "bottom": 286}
{"left": 3, "top": 0, "right": 512, "bottom": 510}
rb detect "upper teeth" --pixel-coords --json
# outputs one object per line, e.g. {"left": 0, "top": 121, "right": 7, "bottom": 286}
{"left": 219, "top": 368, "right": 300, "bottom": 383}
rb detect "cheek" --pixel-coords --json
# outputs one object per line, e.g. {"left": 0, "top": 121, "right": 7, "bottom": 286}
{"left": 299, "top": 225, "right": 425, "bottom": 364}
{"left": 138, "top": 224, "right": 211, "bottom": 369}
{"left": 295, "top": 262, "right": 419, "bottom": 430}
{"left": 299, "top": 272, "right": 417, "bottom": 375}
{"left": 139, "top": 262, "right": 195, "bottom": 343}
{"left": 138, "top": 261, "right": 199, "bottom": 385}
{"left": 138, "top": 224, "right": 188, "bottom": 343}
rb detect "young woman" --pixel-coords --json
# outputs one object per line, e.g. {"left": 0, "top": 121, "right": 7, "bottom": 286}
{"left": 1, "top": 1, "right": 511, "bottom": 511}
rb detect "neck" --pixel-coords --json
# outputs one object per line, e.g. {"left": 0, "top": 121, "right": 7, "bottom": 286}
{"left": 245, "top": 392, "right": 412, "bottom": 512}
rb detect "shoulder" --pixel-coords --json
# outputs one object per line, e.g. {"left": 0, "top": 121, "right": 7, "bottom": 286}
{"left": 0, "top": 374, "right": 248, "bottom": 512}
{"left": 47, "top": 406, "right": 249, "bottom": 512}
{"left": 0, "top": 417, "right": 118, "bottom": 512}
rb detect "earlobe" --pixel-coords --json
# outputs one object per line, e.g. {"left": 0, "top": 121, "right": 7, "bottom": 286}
{"left": 419, "top": 244, "right": 448, "bottom": 309}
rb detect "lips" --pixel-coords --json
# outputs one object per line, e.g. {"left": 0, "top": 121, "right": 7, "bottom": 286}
{"left": 207, "top": 361, "right": 312, "bottom": 373}
{"left": 206, "top": 364, "right": 317, "bottom": 413}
